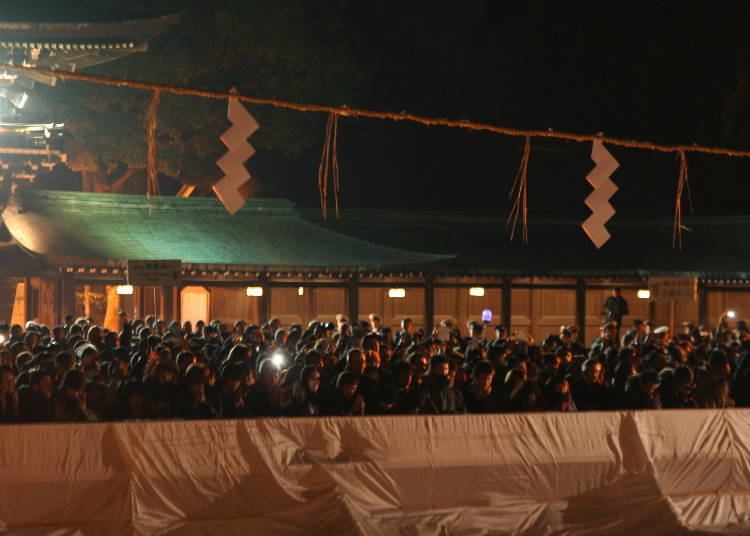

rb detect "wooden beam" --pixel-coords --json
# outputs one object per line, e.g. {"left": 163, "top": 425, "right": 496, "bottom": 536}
{"left": 175, "top": 184, "right": 196, "bottom": 198}
{"left": 137, "top": 286, "right": 145, "bottom": 320}
{"left": 161, "top": 286, "right": 173, "bottom": 320}
{"left": 698, "top": 281, "right": 708, "bottom": 326}
{"left": 502, "top": 277, "right": 512, "bottom": 331}
{"left": 172, "top": 286, "right": 181, "bottom": 323}
{"left": 424, "top": 275, "right": 435, "bottom": 334}
{"left": 24, "top": 277, "right": 32, "bottom": 324}
{"left": 60, "top": 272, "right": 77, "bottom": 325}
{"left": 347, "top": 275, "right": 360, "bottom": 325}
{"left": 259, "top": 274, "right": 271, "bottom": 323}
{"left": 576, "top": 278, "right": 587, "bottom": 344}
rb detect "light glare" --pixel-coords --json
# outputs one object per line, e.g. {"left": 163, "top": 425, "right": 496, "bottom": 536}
{"left": 637, "top": 289, "right": 651, "bottom": 299}
{"left": 246, "top": 286, "right": 263, "bottom": 297}
{"left": 116, "top": 285, "right": 134, "bottom": 295}
{"left": 388, "top": 288, "right": 406, "bottom": 298}
{"left": 271, "top": 353, "right": 285, "bottom": 367}
{"left": 469, "top": 287, "right": 485, "bottom": 297}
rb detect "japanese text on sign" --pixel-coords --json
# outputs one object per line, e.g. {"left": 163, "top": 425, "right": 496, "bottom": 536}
{"left": 648, "top": 277, "right": 697, "bottom": 302}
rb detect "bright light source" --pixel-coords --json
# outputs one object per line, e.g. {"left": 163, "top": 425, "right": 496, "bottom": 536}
{"left": 637, "top": 289, "right": 651, "bottom": 299}
{"left": 116, "top": 285, "right": 134, "bottom": 295}
{"left": 482, "top": 309, "right": 493, "bottom": 322}
{"left": 271, "top": 352, "right": 285, "bottom": 368}
{"left": 388, "top": 288, "right": 406, "bottom": 298}
{"left": 728, "top": 310, "right": 737, "bottom": 319}
{"left": 0, "top": 334, "right": 6, "bottom": 344}
{"left": 298, "top": 286, "right": 304, "bottom": 296}
{"left": 246, "top": 287, "right": 263, "bottom": 297}
{"left": 469, "top": 287, "right": 485, "bottom": 297}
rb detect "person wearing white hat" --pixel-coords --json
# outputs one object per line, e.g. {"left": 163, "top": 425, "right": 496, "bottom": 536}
{"left": 651, "top": 326, "right": 670, "bottom": 353}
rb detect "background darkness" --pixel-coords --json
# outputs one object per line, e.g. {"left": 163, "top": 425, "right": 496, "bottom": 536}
{"left": 10, "top": 0, "right": 750, "bottom": 220}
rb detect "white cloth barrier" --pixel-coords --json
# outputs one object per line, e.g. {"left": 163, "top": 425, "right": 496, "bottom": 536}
{"left": 1, "top": 410, "right": 750, "bottom": 535}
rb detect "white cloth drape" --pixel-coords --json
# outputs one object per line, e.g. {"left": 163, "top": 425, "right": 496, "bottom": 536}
{"left": 1, "top": 410, "right": 749, "bottom": 535}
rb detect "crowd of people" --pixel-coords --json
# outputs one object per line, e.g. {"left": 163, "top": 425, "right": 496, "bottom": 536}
{"left": 0, "top": 308, "right": 746, "bottom": 423}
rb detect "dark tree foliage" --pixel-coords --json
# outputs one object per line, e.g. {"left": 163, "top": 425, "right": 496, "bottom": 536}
{"left": 13, "top": 1, "right": 750, "bottom": 214}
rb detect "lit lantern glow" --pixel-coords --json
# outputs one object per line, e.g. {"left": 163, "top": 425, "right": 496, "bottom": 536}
{"left": 298, "top": 286, "right": 304, "bottom": 296}
{"left": 637, "top": 289, "right": 651, "bottom": 299}
{"left": 469, "top": 287, "right": 485, "bottom": 297}
{"left": 116, "top": 285, "right": 134, "bottom": 295}
{"left": 388, "top": 288, "right": 406, "bottom": 298}
{"left": 246, "top": 287, "right": 263, "bottom": 297}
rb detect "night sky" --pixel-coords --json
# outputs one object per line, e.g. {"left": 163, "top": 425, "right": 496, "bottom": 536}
{"left": 14, "top": 1, "right": 750, "bottom": 218}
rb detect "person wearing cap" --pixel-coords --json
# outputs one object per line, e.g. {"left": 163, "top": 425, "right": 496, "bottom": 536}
{"left": 622, "top": 319, "right": 646, "bottom": 348}
{"left": 590, "top": 322, "right": 619, "bottom": 357}
{"left": 651, "top": 326, "right": 670, "bottom": 352}
{"left": 559, "top": 326, "right": 585, "bottom": 356}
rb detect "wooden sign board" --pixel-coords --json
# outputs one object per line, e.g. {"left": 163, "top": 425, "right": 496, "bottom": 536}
{"left": 127, "top": 260, "right": 182, "bottom": 286}
{"left": 648, "top": 276, "right": 697, "bottom": 302}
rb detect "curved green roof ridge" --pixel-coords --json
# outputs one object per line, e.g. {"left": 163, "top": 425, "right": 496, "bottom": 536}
{"left": 2, "top": 189, "right": 452, "bottom": 270}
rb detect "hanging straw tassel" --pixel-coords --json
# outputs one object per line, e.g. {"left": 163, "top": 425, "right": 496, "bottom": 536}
{"left": 672, "top": 150, "right": 692, "bottom": 249}
{"left": 507, "top": 136, "right": 531, "bottom": 243}
{"left": 331, "top": 114, "right": 341, "bottom": 219}
{"left": 146, "top": 89, "right": 162, "bottom": 200}
{"left": 317, "top": 112, "right": 341, "bottom": 219}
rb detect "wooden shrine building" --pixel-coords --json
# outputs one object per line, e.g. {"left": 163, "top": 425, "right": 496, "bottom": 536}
{"left": 1, "top": 188, "right": 750, "bottom": 346}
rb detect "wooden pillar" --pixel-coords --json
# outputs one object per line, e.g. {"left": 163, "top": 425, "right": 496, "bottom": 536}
{"left": 259, "top": 274, "right": 271, "bottom": 322}
{"left": 669, "top": 301, "right": 676, "bottom": 335}
{"left": 424, "top": 276, "right": 435, "bottom": 333}
{"left": 303, "top": 279, "right": 314, "bottom": 326}
{"left": 172, "top": 287, "right": 181, "bottom": 323}
{"left": 161, "top": 286, "right": 173, "bottom": 320}
{"left": 698, "top": 281, "right": 708, "bottom": 326}
{"left": 24, "top": 276, "right": 32, "bottom": 324}
{"left": 137, "top": 286, "right": 145, "bottom": 320}
{"left": 502, "top": 277, "right": 512, "bottom": 330}
{"left": 60, "top": 273, "right": 76, "bottom": 325}
{"left": 648, "top": 300, "right": 656, "bottom": 324}
{"left": 0, "top": 278, "right": 16, "bottom": 323}
{"left": 55, "top": 277, "right": 63, "bottom": 326}
{"left": 347, "top": 275, "right": 360, "bottom": 324}
{"left": 529, "top": 281, "right": 539, "bottom": 340}
{"left": 152, "top": 287, "right": 160, "bottom": 319}
{"left": 576, "top": 278, "right": 587, "bottom": 345}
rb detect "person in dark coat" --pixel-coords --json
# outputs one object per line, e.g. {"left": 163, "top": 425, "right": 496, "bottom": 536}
{"left": 418, "top": 355, "right": 466, "bottom": 414}
{"left": 285, "top": 365, "right": 322, "bottom": 416}
{"left": 320, "top": 371, "right": 364, "bottom": 416}
{"left": 18, "top": 369, "right": 56, "bottom": 422}
{"left": 463, "top": 360, "right": 500, "bottom": 413}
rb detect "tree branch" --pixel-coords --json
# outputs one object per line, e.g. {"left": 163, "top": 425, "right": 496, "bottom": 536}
{"left": 105, "top": 168, "right": 142, "bottom": 193}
